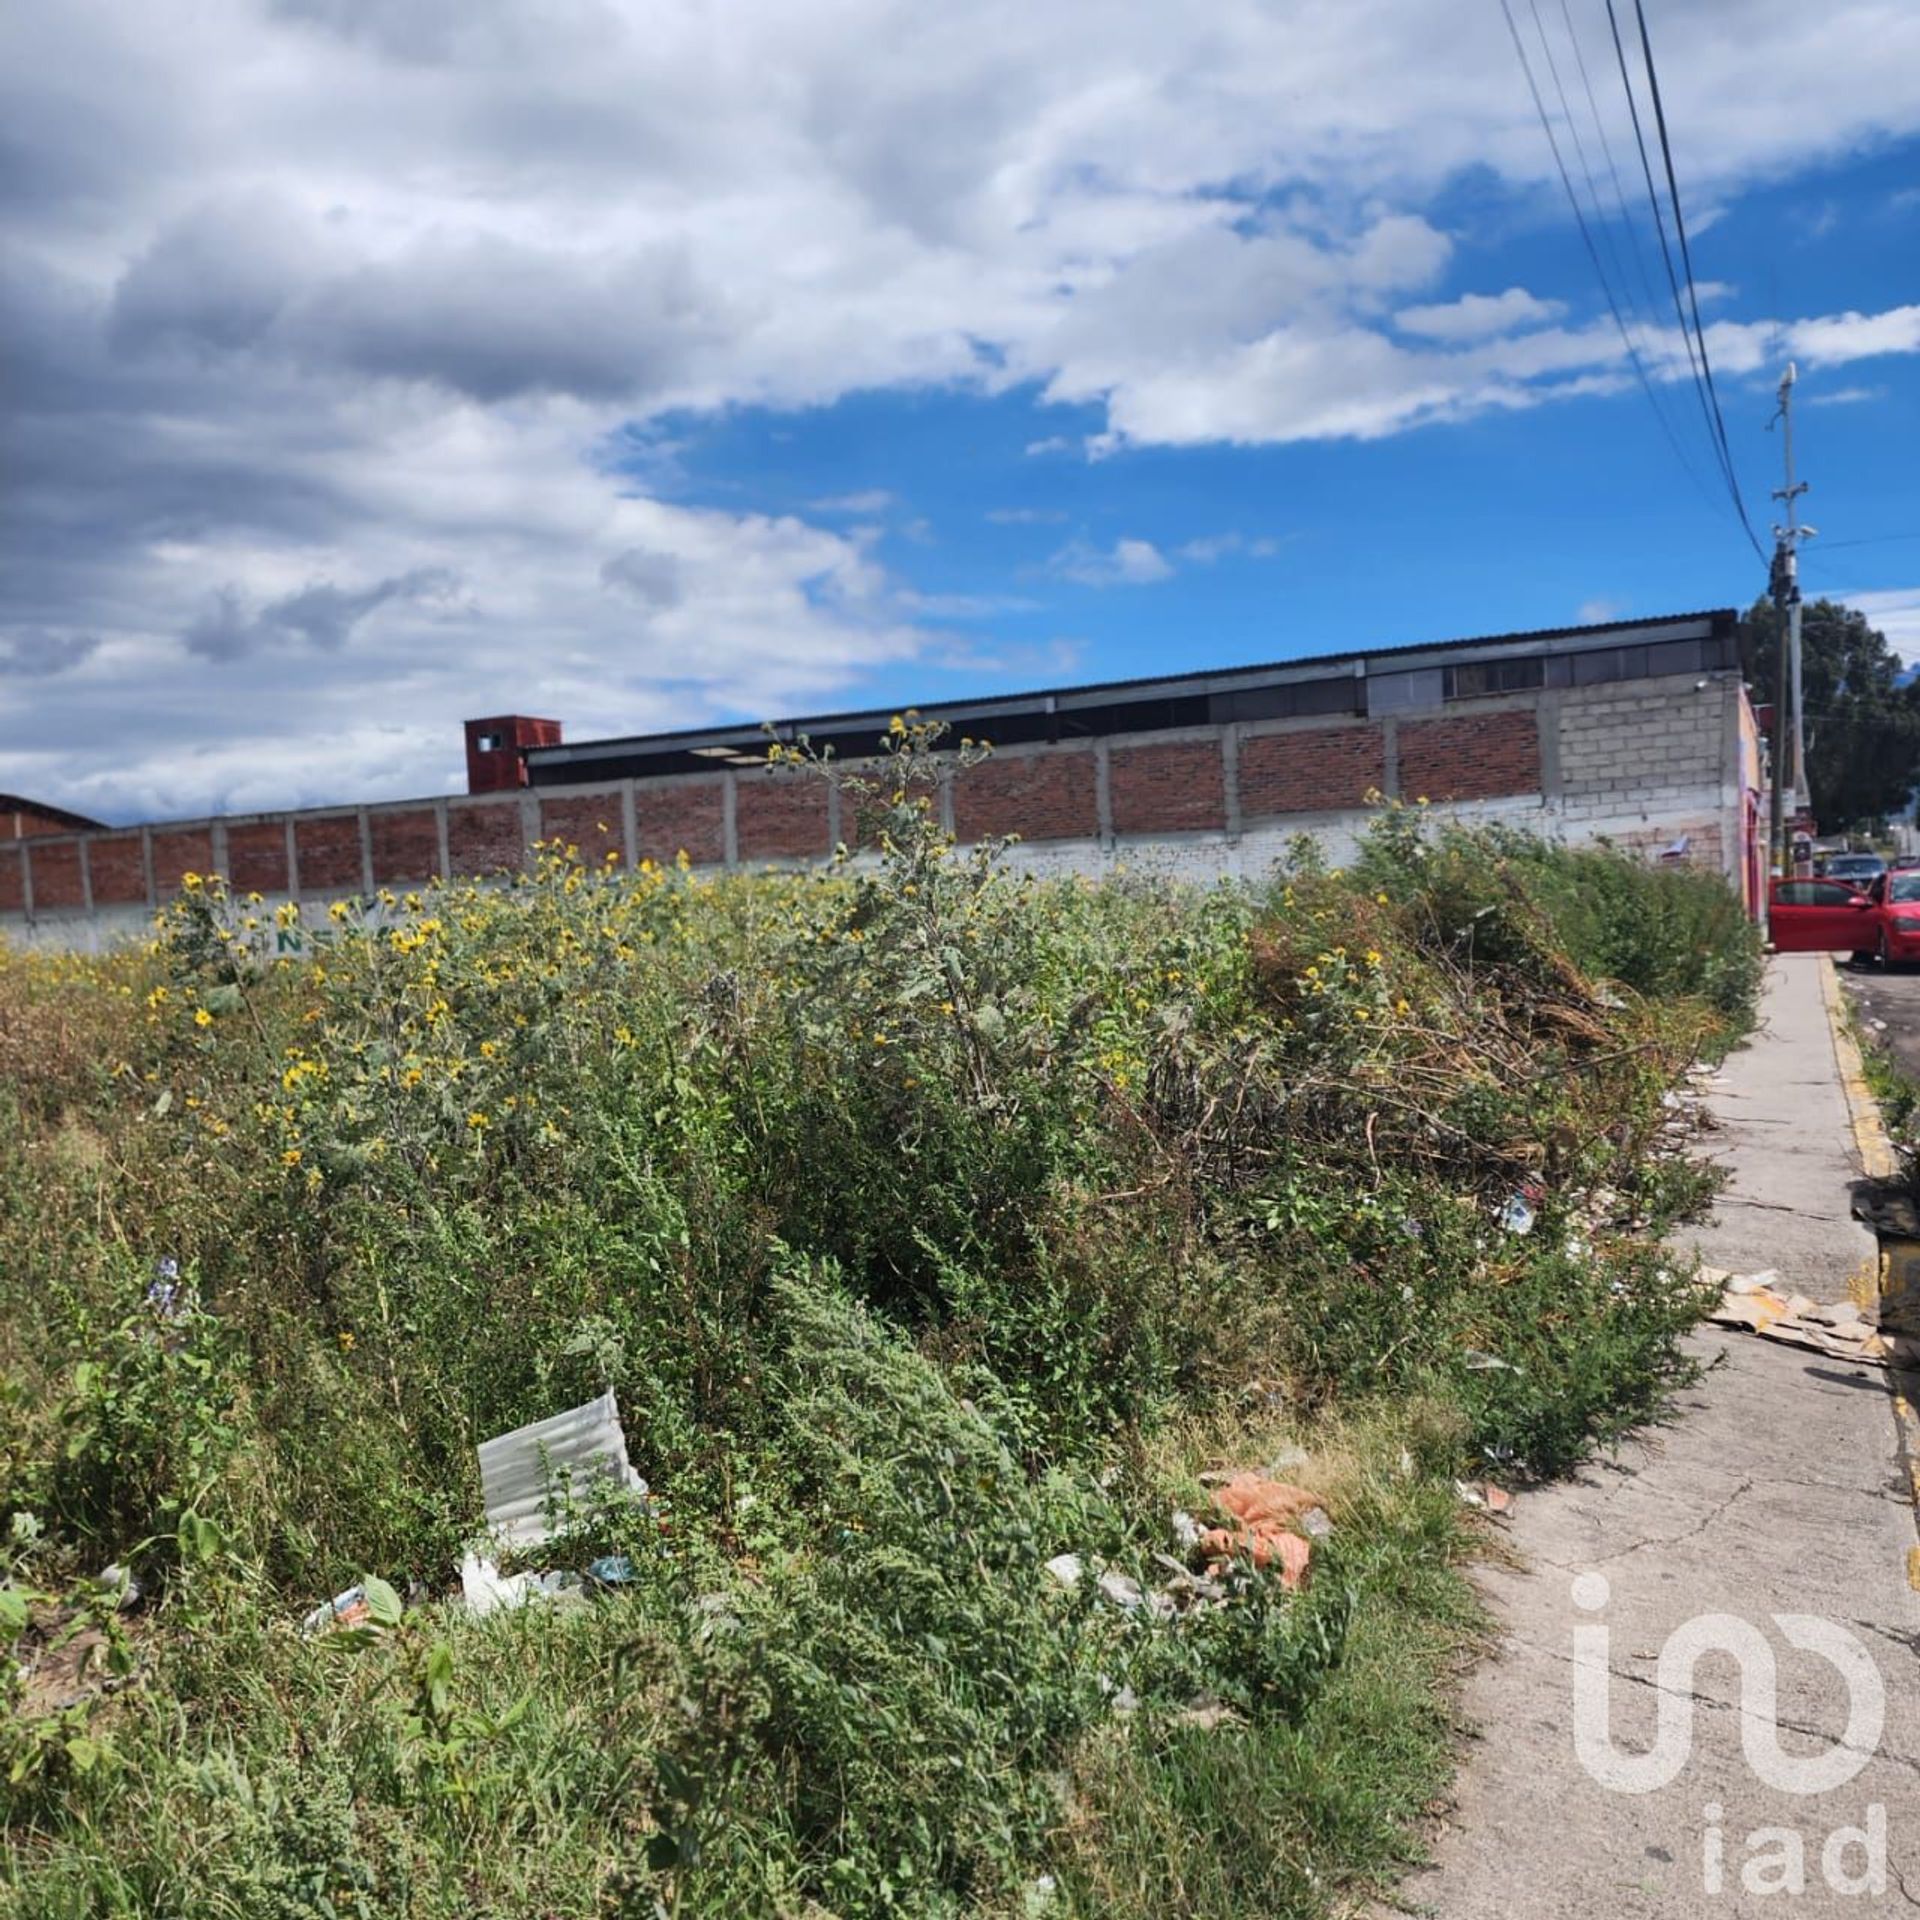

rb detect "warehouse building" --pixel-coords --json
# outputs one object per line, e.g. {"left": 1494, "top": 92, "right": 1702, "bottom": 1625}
{"left": 1, "top": 608, "right": 1763, "bottom": 948}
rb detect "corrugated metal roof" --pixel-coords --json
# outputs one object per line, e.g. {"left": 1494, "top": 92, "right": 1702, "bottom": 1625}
{"left": 529, "top": 607, "right": 1739, "bottom": 768}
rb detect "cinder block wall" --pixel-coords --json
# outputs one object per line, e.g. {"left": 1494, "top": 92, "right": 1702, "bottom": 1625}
{"left": 0, "top": 673, "right": 1749, "bottom": 949}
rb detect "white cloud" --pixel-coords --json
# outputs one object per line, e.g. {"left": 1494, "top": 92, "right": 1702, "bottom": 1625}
{"left": 1397, "top": 287, "right": 1564, "bottom": 341}
{"left": 1048, "top": 537, "right": 1174, "bottom": 587}
{"left": 1839, "top": 589, "right": 1920, "bottom": 663}
{"left": 1805, "top": 384, "right": 1885, "bottom": 405}
{"left": 1178, "top": 533, "right": 1282, "bottom": 564}
{"left": 810, "top": 489, "right": 897, "bottom": 515}
{"left": 1576, "top": 596, "right": 1627, "bottom": 625}
{"left": 985, "top": 506, "right": 1069, "bottom": 525}
{"left": 8, "top": 0, "right": 1920, "bottom": 813}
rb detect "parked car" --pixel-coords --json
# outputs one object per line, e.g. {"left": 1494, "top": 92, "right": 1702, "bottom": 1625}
{"left": 1821, "top": 852, "right": 1888, "bottom": 888}
{"left": 1874, "top": 870, "right": 1920, "bottom": 967}
{"left": 1768, "top": 876, "right": 1878, "bottom": 958}
{"left": 1890, "top": 855, "right": 1920, "bottom": 873}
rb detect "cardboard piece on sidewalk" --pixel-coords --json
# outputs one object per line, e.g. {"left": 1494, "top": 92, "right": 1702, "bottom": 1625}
{"left": 1706, "top": 1274, "right": 1892, "bottom": 1366}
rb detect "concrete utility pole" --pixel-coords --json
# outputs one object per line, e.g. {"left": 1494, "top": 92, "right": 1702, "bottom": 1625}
{"left": 1769, "top": 363, "right": 1814, "bottom": 877}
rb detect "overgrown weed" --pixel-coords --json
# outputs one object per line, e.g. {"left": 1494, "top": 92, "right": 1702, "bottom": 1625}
{"left": 0, "top": 734, "right": 1759, "bottom": 1916}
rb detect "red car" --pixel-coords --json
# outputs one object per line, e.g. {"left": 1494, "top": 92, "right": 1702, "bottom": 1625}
{"left": 1872, "top": 870, "right": 1920, "bottom": 966}
{"left": 1769, "top": 873, "right": 1920, "bottom": 966}
{"left": 1768, "top": 876, "right": 1878, "bottom": 960}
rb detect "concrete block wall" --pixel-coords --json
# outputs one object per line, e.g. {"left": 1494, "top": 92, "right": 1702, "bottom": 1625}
{"left": 0, "top": 672, "right": 1751, "bottom": 950}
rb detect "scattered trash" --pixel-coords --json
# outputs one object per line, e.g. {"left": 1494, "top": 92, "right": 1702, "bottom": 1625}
{"left": 1455, "top": 1480, "right": 1513, "bottom": 1515}
{"left": 1265, "top": 1444, "right": 1311, "bottom": 1473}
{"left": 300, "top": 1583, "right": 374, "bottom": 1636}
{"left": 1096, "top": 1568, "right": 1175, "bottom": 1619}
{"left": 1173, "top": 1696, "right": 1243, "bottom": 1732}
{"left": 93, "top": 1563, "right": 142, "bottom": 1612}
{"left": 1703, "top": 1271, "right": 1894, "bottom": 1364}
{"left": 1169, "top": 1510, "right": 1202, "bottom": 1551}
{"left": 1497, "top": 1179, "right": 1545, "bottom": 1236}
{"left": 476, "top": 1389, "right": 649, "bottom": 1551}
{"left": 1044, "top": 1552, "right": 1084, "bottom": 1589}
{"left": 460, "top": 1391, "right": 652, "bottom": 1616}
{"left": 1197, "top": 1474, "right": 1320, "bottom": 1590}
{"left": 145, "top": 1257, "right": 183, "bottom": 1320}
{"left": 1463, "top": 1348, "right": 1519, "bottom": 1372}
{"left": 1299, "top": 1506, "right": 1334, "bottom": 1540}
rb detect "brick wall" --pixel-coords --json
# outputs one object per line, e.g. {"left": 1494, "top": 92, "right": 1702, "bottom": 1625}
{"left": 637, "top": 781, "right": 725, "bottom": 867}
{"left": 369, "top": 809, "right": 441, "bottom": 887}
{"left": 295, "top": 815, "right": 365, "bottom": 892}
{"left": 88, "top": 836, "right": 147, "bottom": 906}
{"left": 447, "top": 798, "right": 527, "bottom": 875}
{"left": 1110, "top": 739, "right": 1226, "bottom": 834}
{"left": 28, "top": 840, "right": 84, "bottom": 909}
{"left": 228, "top": 822, "right": 290, "bottom": 895}
{"left": 2, "top": 675, "right": 1748, "bottom": 942}
{"left": 953, "top": 750, "right": 1097, "bottom": 844}
{"left": 735, "top": 773, "right": 829, "bottom": 861}
{"left": 538, "top": 793, "right": 625, "bottom": 868}
{"left": 1239, "top": 724, "right": 1385, "bottom": 818}
{"left": 1397, "top": 710, "right": 1541, "bottom": 803}
{"left": 150, "top": 827, "right": 216, "bottom": 893}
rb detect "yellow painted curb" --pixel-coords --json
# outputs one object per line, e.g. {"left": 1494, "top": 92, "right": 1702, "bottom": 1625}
{"left": 1817, "top": 955, "right": 1899, "bottom": 1182}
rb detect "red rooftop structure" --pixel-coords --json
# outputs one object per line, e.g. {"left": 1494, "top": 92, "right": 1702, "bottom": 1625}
{"left": 463, "top": 715, "right": 562, "bottom": 793}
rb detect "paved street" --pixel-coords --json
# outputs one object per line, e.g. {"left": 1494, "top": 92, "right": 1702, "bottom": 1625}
{"left": 1394, "top": 955, "right": 1920, "bottom": 1917}
{"left": 1840, "top": 960, "right": 1920, "bottom": 1094}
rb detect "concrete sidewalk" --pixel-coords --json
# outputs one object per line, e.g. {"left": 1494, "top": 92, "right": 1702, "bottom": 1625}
{"left": 1394, "top": 954, "right": 1920, "bottom": 1917}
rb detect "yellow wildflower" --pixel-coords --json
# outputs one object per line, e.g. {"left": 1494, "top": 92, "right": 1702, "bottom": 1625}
{"left": 193, "top": 1007, "right": 213, "bottom": 1028}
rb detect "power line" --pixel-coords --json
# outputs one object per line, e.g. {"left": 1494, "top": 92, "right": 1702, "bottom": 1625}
{"left": 1627, "top": 0, "right": 1768, "bottom": 562}
{"left": 1555, "top": 0, "right": 1665, "bottom": 339}
{"left": 1600, "top": 0, "right": 1763, "bottom": 560}
{"left": 1497, "top": 0, "right": 1712, "bottom": 513}
{"left": 1808, "top": 532, "right": 1920, "bottom": 555}
{"left": 1526, "top": 0, "right": 1715, "bottom": 507}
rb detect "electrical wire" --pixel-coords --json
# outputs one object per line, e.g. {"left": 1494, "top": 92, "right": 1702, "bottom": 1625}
{"left": 1627, "top": 0, "right": 1769, "bottom": 563}
{"left": 1524, "top": 0, "right": 1716, "bottom": 508}
{"left": 1551, "top": 0, "right": 1706, "bottom": 482}
{"left": 1600, "top": 0, "right": 1727, "bottom": 496}
{"left": 1497, "top": 0, "right": 1710, "bottom": 512}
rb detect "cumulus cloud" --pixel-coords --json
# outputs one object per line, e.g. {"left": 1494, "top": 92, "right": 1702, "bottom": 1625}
{"left": 1049, "top": 537, "right": 1173, "bottom": 587}
{"left": 182, "top": 570, "right": 459, "bottom": 660}
{"left": 1396, "top": 288, "right": 1565, "bottom": 341}
{"left": 7, "top": 0, "right": 1920, "bottom": 815}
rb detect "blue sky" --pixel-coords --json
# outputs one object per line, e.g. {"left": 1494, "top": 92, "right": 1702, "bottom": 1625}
{"left": 651, "top": 140, "right": 1920, "bottom": 702}
{"left": 4, "top": 0, "right": 1920, "bottom": 820}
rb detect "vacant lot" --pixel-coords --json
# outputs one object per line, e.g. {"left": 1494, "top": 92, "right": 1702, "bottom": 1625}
{"left": 0, "top": 734, "right": 1761, "bottom": 1918}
